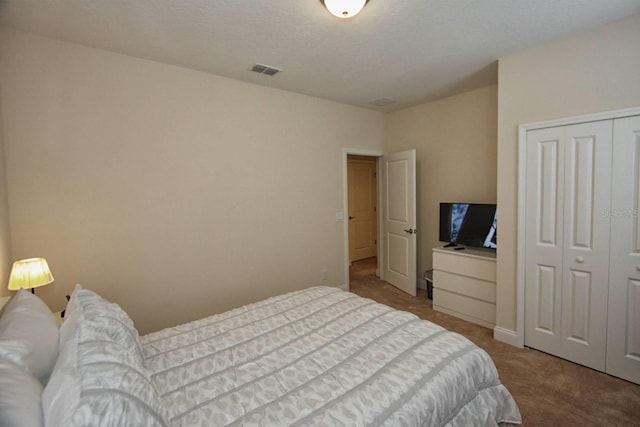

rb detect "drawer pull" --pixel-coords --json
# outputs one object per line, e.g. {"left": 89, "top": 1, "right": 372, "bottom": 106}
{"left": 576, "top": 257, "right": 584, "bottom": 263}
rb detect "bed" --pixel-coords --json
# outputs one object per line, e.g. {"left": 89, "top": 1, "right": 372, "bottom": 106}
{"left": 0, "top": 285, "right": 521, "bottom": 427}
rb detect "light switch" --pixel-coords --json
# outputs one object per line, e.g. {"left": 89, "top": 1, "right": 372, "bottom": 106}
{"left": 335, "top": 212, "right": 345, "bottom": 222}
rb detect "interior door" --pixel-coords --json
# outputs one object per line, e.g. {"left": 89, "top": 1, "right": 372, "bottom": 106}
{"left": 382, "top": 149, "right": 417, "bottom": 296}
{"left": 607, "top": 115, "right": 640, "bottom": 385}
{"left": 348, "top": 156, "right": 378, "bottom": 262}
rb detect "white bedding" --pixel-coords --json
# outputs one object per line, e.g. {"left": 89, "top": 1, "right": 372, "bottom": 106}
{"left": 142, "top": 286, "right": 521, "bottom": 426}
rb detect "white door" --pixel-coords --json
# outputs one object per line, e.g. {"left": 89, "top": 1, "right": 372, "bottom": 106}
{"left": 382, "top": 149, "right": 417, "bottom": 296}
{"left": 607, "top": 115, "right": 640, "bottom": 385}
{"left": 525, "top": 121, "right": 612, "bottom": 371}
{"left": 524, "top": 126, "right": 566, "bottom": 355}
{"left": 348, "top": 156, "right": 377, "bottom": 262}
{"left": 560, "top": 121, "right": 612, "bottom": 370}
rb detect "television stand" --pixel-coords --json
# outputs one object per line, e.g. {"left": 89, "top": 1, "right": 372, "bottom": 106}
{"left": 432, "top": 246, "right": 496, "bottom": 329}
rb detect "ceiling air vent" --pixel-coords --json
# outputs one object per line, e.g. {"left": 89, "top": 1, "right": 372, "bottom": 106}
{"left": 369, "top": 98, "right": 396, "bottom": 107}
{"left": 251, "top": 63, "right": 281, "bottom": 76}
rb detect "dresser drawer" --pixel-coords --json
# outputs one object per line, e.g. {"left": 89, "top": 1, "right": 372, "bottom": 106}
{"left": 433, "top": 288, "right": 496, "bottom": 326}
{"left": 433, "top": 270, "right": 496, "bottom": 303}
{"left": 432, "top": 251, "right": 496, "bottom": 282}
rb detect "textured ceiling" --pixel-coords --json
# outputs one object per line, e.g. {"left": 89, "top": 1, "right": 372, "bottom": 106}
{"left": 1, "top": 0, "right": 639, "bottom": 111}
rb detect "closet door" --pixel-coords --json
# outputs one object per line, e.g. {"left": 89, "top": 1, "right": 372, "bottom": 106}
{"left": 524, "top": 126, "right": 565, "bottom": 357}
{"left": 560, "top": 121, "right": 612, "bottom": 371}
{"left": 607, "top": 115, "right": 640, "bottom": 384}
{"left": 525, "top": 121, "right": 612, "bottom": 371}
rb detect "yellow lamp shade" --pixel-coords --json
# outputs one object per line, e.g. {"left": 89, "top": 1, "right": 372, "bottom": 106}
{"left": 7, "top": 258, "right": 54, "bottom": 291}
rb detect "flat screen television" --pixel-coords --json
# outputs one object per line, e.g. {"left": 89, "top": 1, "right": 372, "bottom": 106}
{"left": 439, "top": 203, "right": 497, "bottom": 250}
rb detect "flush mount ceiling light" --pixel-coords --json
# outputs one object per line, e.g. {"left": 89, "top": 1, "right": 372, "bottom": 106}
{"left": 321, "top": 0, "right": 368, "bottom": 19}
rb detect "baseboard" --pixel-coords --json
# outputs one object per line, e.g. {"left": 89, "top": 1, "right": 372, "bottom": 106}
{"left": 493, "top": 326, "right": 522, "bottom": 348}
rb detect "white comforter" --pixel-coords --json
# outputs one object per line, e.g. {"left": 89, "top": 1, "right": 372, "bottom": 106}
{"left": 141, "top": 287, "right": 521, "bottom": 426}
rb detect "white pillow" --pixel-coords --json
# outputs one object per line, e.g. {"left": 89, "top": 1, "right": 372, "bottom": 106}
{"left": 42, "top": 284, "right": 169, "bottom": 427}
{"left": 0, "top": 355, "right": 44, "bottom": 427}
{"left": 0, "top": 340, "right": 32, "bottom": 370}
{"left": 72, "top": 286, "right": 144, "bottom": 361}
{"left": 0, "top": 289, "right": 59, "bottom": 384}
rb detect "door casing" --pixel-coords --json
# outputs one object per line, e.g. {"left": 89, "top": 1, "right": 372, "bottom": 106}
{"left": 342, "top": 148, "right": 417, "bottom": 295}
{"left": 347, "top": 155, "right": 378, "bottom": 262}
{"left": 342, "top": 148, "right": 383, "bottom": 290}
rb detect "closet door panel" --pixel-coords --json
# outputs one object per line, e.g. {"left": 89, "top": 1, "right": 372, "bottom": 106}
{"left": 524, "top": 127, "right": 564, "bottom": 356}
{"left": 535, "top": 265, "right": 558, "bottom": 333}
{"left": 607, "top": 115, "right": 640, "bottom": 384}
{"left": 567, "top": 270, "right": 591, "bottom": 344}
{"left": 561, "top": 121, "right": 612, "bottom": 371}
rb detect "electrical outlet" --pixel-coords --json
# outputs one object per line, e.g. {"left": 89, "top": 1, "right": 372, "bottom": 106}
{"left": 321, "top": 268, "right": 328, "bottom": 281}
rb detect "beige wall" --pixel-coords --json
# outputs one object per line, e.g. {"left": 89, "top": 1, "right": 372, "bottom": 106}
{"left": 496, "top": 14, "right": 640, "bottom": 333}
{"left": 0, "top": 91, "right": 12, "bottom": 297}
{"left": 385, "top": 85, "right": 498, "bottom": 276}
{"left": 4, "top": 12, "right": 637, "bottom": 338}
{"left": 0, "top": 28, "right": 384, "bottom": 333}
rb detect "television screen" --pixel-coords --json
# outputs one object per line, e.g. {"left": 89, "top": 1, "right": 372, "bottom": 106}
{"left": 439, "top": 203, "right": 497, "bottom": 249}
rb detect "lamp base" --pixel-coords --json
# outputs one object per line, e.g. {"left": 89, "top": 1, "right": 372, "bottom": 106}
{"left": 60, "top": 294, "right": 70, "bottom": 318}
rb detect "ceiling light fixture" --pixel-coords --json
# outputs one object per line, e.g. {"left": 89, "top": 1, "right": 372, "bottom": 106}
{"left": 321, "top": 0, "right": 368, "bottom": 19}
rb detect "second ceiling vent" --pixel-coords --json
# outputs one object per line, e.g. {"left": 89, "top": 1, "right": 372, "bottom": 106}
{"left": 251, "top": 63, "right": 281, "bottom": 76}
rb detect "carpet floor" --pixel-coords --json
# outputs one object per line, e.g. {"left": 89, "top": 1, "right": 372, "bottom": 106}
{"left": 349, "top": 257, "right": 640, "bottom": 427}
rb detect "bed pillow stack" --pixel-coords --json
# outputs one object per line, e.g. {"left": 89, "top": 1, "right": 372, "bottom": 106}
{"left": 0, "top": 289, "right": 60, "bottom": 427}
{"left": 43, "top": 284, "right": 169, "bottom": 427}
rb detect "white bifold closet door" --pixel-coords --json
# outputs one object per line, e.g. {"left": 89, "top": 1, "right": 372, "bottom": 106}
{"left": 524, "top": 120, "right": 612, "bottom": 372}
{"left": 607, "top": 115, "right": 640, "bottom": 385}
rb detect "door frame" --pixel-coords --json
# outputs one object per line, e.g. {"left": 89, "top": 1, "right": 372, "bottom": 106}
{"left": 513, "top": 105, "right": 640, "bottom": 349}
{"left": 342, "top": 148, "right": 384, "bottom": 291}
{"left": 347, "top": 155, "right": 378, "bottom": 263}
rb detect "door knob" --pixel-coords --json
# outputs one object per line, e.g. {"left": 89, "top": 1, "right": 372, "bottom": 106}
{"left": 349, "top": 216, "right": 355, "bottom": 220}
{"left": 576, "top": 256, "right": 584, "bottom": 263}
{"left": 404, "top": 228, "right": 416, "bottom": 234}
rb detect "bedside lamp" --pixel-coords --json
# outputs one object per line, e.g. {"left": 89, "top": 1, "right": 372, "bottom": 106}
{"left": 7, "top": 258, "right": 54, "bottom": 294}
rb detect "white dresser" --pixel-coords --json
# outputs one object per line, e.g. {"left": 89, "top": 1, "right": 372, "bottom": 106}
{"left": 432, "top": 246, "right": 496, "bottom": 328}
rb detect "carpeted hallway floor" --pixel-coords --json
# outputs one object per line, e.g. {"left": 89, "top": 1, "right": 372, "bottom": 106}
{"left": 349, "top": 257, "right": 640, "bottom": 426}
